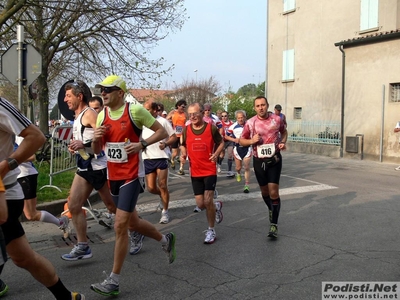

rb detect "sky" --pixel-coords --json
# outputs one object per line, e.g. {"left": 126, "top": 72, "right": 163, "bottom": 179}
{"left": 150, "top": 0, "right": 267, "bottom": 93}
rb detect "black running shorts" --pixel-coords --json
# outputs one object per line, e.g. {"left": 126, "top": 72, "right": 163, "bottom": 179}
{"left": 253, "top": 152, "right": 282, "bottom": 186}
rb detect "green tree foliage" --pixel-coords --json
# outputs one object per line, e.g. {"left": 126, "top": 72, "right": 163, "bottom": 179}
{"left": 237, "top": 83, "right": 257, "bottom": 97}
{"left": 256, "top": 81, "right": 266, "bottom": 96}
{"left": 222, "top": 81, "right": 267, "bottom": 119}
{"left": 227, "top": 94, "right": 256, "bottom": 119}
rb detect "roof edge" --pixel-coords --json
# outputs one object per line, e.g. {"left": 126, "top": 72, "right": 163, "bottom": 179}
{"left": 334, "top": 30, "right": 400, "bottom": 48}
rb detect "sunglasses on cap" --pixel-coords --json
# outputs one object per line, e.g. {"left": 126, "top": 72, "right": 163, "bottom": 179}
{"left": 100, "top": 86, "right": 121, "bottom": 94}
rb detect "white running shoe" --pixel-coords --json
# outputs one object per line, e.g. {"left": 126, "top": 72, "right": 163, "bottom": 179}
{"left": 129, "top": 231, "right": 145, "bottom": 255}
{"left": 204, "top": 229, "right": 216, "bottom": 244}
{"left": 159, "top": 211, "right": 170, "bottom": 224}
{"left": 215, "top": 201, "right": 223, "bottom": 224}
{"left": 226, "top": 171, "right": 235, "bottom": 178}
{"left": 99, "top": 213, "right": 114, "bottom": 229}
{"left": 61, "top": 245, "right": 92, "bottom": 261}
{"left": 157, "top": 199, "right": 163, "bottom": 211}
{"left": 59, "top": 215, "right": 70, "bottom": 238}
{"left": 90, "top": 271, "right": 119, "bottom": 296}
{"left": 193, "top": 206, "right": 204, "bottom": 213}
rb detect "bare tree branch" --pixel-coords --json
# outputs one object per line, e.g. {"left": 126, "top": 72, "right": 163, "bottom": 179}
{"left": 0, "top": 0, "right": 187, "bottom": 133}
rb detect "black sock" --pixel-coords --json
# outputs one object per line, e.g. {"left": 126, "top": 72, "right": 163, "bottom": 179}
{"left": 48, "top": 278, "right": 71, "bottom": 300}
{"left": 262, "top": 195, "right": 272, "bottom": 211}
{"left": 271, "top": 197, "right": 281, "bottom": 224}
{"left": 228, "top": 159, "right": 233, "bottom": 171}
{"left": 217, "top": 157, "right": 223, "bottom": 165}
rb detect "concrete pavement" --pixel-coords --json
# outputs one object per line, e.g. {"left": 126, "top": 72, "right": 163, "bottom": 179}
{"left": 3, "top": 151, "right": 400, "bottom": 299}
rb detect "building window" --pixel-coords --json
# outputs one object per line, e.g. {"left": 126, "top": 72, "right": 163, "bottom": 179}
{"left": 294, "top": 107, "right": 302, "bottom": 119}
{"left": 282, "top": 49, "right": 294, "bottom": 82}
{"left": 390, "top": 83, "right": 400, "bottom": 102}
{"left": 360, "top": 0, "right": 379, "bottom": 31}
{"left": 283, "top": 0, "right": 296, "bottom": 13}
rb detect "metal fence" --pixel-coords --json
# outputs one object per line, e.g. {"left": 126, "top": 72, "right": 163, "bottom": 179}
{"left": 287, "top": 121, "right": 341, "bottom": 145}
{"left": 39, "top": 125, "right": 76, "bottom": 192}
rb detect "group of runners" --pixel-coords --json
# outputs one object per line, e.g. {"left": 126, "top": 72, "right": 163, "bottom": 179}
{"left": 0, "top": 74, "right": 287, "bottom": 298}
{"left": 166, "top": 101, "right": 287, "bottom": 196}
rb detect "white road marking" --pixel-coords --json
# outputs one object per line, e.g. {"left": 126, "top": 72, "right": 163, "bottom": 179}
{"left": 136, "top": 181, "right": 337, "bottom": 213}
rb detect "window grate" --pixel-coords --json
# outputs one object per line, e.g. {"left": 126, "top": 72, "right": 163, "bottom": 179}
{"left": 390, "top": 83, "right": 400, "bottom": 102}
{"left": 294, "top": 107, "right": 302, "bottom": 119}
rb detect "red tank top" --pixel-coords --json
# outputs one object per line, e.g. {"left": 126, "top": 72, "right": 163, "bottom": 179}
{"left": 186, "top": 123, "right": 216, "bottom": 177}
{"left": 102, "top": 103, "right": 142, "bottom": 180}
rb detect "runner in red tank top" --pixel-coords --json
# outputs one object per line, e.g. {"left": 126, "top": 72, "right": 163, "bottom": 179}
{"left": 91, "top": 75, "right": 176, "bottom": 296}
{"left": 180, "top": 102, "right": 225, "bottom": 244}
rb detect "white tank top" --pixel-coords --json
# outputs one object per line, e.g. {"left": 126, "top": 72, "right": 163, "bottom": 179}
{"left": 73, "top": 107, "right": 107, "bottom": 171}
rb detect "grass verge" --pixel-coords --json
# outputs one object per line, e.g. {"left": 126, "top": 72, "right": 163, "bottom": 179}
{"left": 35, "top": 161, "right": 75, "bottom": 204}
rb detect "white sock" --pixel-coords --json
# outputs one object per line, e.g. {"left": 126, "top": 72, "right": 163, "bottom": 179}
{"left": 160, "top": 234, "right": 167, "bottom": 245}
{"left": 110, "top": 272, "right": 120, "bottom": 283}
{"left": 39, "top": 211, "right": 61, "bottom": 226}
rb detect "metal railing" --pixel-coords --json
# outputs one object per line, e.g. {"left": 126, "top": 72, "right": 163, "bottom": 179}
{"left": 39, "top": 125, "right": 76, "bottom": 192}
{"left": 287, "top": 121, "right": 341, "bottom": 145}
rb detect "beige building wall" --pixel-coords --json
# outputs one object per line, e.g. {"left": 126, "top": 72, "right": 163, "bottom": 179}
{"left": 344, "top": 39, "right": 400, "bottom": 161}
{"left": 267, "top": 0, "right": 400, "bottom": 161}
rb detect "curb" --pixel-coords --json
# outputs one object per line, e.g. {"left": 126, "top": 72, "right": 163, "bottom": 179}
{"left": 20, "top": 191, "right": 102, "bottom": 222}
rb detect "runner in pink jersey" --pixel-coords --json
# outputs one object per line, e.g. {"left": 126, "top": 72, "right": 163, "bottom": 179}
{"left": 239, "top": 96, "right": 287, "bottom": 239}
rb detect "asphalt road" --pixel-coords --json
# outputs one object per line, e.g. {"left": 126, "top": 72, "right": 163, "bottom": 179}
{"left": 3, "top": 151, "right": 400, "bottom": 299}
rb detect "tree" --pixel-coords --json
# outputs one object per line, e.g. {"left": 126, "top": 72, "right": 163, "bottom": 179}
{"left": 236, "top": 81, "right": 265, "bottom": 97}
{"left": 237, "top": 83, "right": 257, "bottom": 97}
{"left": 49, "top": 103, "right": 59, "bottom": 121}
{"left": 0, "top": 0, "right": 28, "bottom": 30}
{"left": 223, "top": 81, "right": 267, "bottom": 119}
{"left": 1, "top": 0, "right": 187, "bottom": 133}
{"left": 256, "top": 81, "right": 266, "bottom": 96}
{"left": 171, "top": 76, "right": 222, "bottom": 105}
{"left": 227, "top": 94, "right": 256, "bottom": 120}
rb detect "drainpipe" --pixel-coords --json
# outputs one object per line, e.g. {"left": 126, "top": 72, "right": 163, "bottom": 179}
{"left": 338, "top": 45, "right": 345, "bottom": 158}
{"left": 379, "top": 84, "right": 385, "bottom": 162}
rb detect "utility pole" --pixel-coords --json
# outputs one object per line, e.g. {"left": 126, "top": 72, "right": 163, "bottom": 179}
{"left": 17, "top": 25, "right": 24, "bottom": 110}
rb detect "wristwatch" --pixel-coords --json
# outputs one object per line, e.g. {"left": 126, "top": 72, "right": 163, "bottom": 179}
{"left": 140, "top": 140, "right": 148, "bottom": 150}
{"left": 6, "top": 158, "right": 18, "bottom": 170}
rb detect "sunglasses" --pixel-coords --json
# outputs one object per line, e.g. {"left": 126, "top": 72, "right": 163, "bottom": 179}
{"left": 100, "top": 86, "right": 121, "bottom": 94}
{"left": 221, "top": 115, "right": 228, "bottom": 117}
{"left": 204, "top": 109, "right": 211, "bottom": 111}
{"left": 69, "top": 81, "right": 84, "bottom": 94}
{"left": 188, "top": 112, "right": 202, "bottom": 118}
